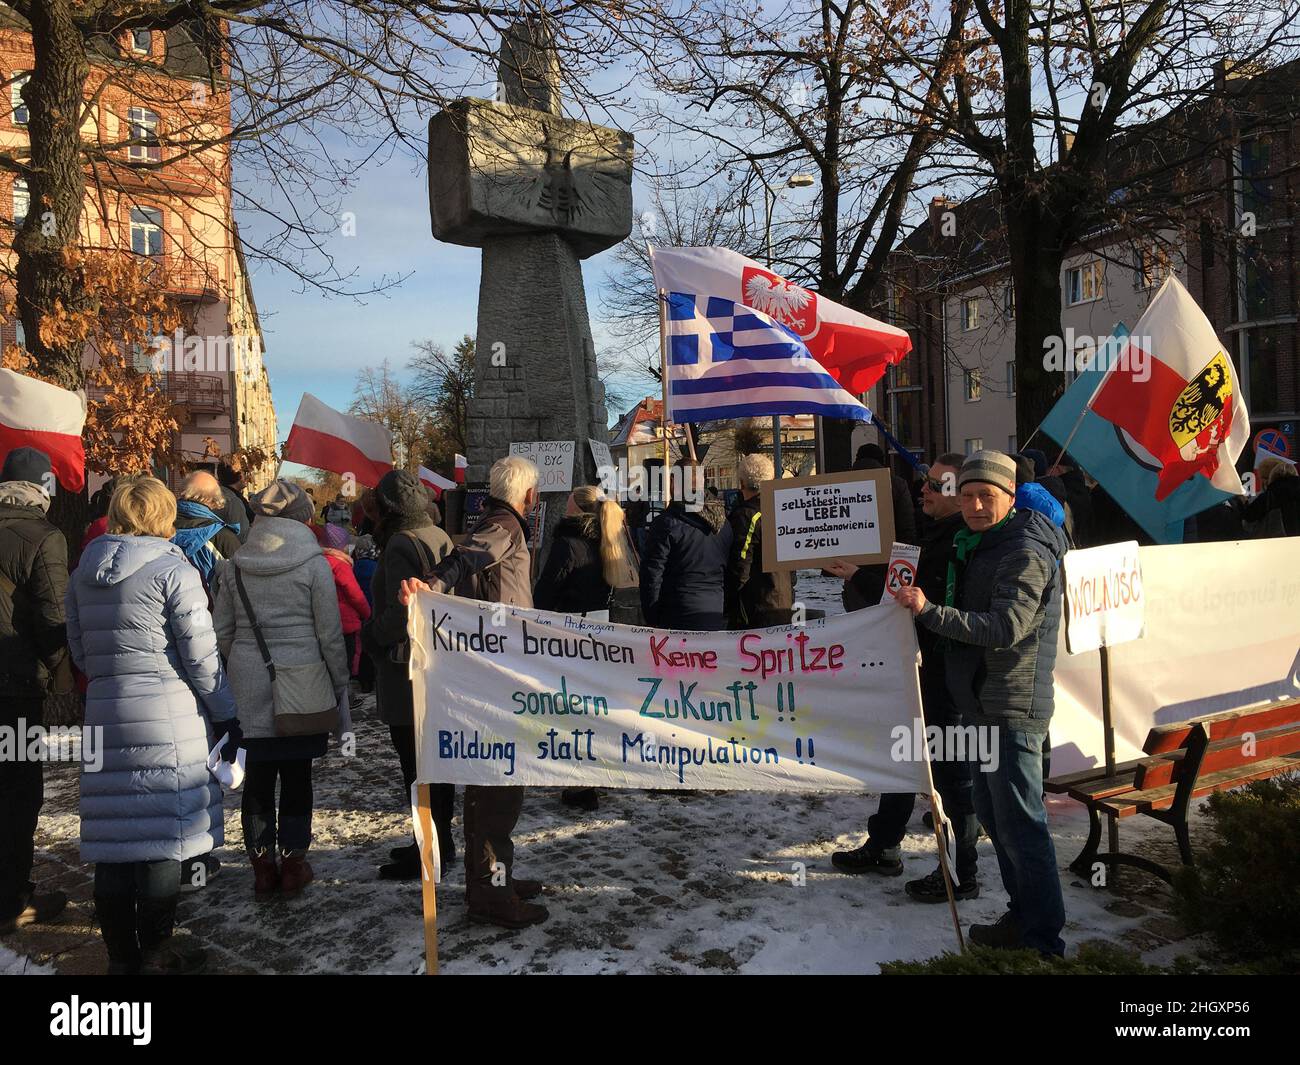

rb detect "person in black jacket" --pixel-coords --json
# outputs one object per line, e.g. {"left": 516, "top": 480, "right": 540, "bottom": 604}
{"left": 533, "top": 485, "right": 631, "bottom": 812}
{"left": 0, "top": 447, "right": 70, "bottom": 934}
{"left": 841, "top": 444, "right": 920, "bottom": 610}
{"left": 1245, "top": 458, "right": 1300, "bottom": 536}
{"left": 534, "top": 486, "right": 628, "bottom": 616}
{"left": 825, "top": 453, "right": 981, "bottom": 901}
{"left": 360, "top": 470, "right": 454, "bottom": 881}
{"left": 640, "top": 460, "right": 732, "bottom": 630}
{"left": 724, "top": 453, "right": 793, "bottom": 628}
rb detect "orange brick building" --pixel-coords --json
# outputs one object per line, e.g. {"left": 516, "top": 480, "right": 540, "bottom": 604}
{"left": 0, "top": 12, "right": 276, "bottom": 490}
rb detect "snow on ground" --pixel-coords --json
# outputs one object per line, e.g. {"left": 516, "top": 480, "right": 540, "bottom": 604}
{"left": 5, "top": 571, "right": 1204, "bottom": 974}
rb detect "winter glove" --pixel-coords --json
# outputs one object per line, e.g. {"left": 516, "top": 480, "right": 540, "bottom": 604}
{"left": 215, "top": 718, "right": 243, "bottom": 762}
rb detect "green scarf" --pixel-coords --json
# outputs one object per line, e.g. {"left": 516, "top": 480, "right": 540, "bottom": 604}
{"left": 944, "top": 509, "right": 1016, "bottom": 607}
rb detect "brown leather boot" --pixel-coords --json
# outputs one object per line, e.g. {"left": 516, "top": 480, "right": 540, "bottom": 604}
{"left": 467, "top": 890, "right": 549, "bottom": 929}
{"left": 250, "top": 851, "right": 280, "bottom": 899}
{"left": 278, "top": 851, "right": 315, "bottom": 897}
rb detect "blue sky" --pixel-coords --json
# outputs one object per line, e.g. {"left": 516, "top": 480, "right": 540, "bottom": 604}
{"left": 241, "top": 151, "right": 631, "bottom": 449}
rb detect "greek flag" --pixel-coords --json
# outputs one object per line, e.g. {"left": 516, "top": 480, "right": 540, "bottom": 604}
{"left": 662, "top": 291, "right": 874, "bottom": 424}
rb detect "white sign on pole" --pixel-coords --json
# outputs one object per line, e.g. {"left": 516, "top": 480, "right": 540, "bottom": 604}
{"left": 410, "top": 592, "right": 929, "bottom": 793}
{"left": 509, "top": 440, "right": 575, "bottom": 492}
{"left": 880, "top": 542, "right": 922, "bottom": 604}
{"left": 588, "top": 438, "right": 613, "bottom": 475}
{"left": 1061, "top": 541, "right": 1146, "bottom": 654}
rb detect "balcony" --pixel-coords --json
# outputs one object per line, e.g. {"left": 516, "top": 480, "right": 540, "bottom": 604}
{"left": 142, "top": 258, "right": 224, "bottom": 303}
{"left": 168, "top": 374, "right": 226, "bottom": 413}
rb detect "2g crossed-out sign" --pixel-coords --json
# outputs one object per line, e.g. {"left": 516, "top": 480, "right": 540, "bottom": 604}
{"left": 509, "top": 440, "right": 576, "bottom": 492}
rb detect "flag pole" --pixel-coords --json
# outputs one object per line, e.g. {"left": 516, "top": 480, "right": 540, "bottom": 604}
{"left": 658, "top": 287, "right": 673, "bottom": 506}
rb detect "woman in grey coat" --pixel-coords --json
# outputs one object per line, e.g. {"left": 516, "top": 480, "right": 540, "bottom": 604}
{"left": 66, "top": 478, "right": 239, "bottom": 975}
{"left": 212, "top": 480, "right": 349, "bottom": 898}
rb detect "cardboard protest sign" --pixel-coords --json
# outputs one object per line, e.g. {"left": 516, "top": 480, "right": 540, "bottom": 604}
{"left": 509, "top": 440, "right": 575, "bottom": 492}
{"left": 409, "top": 592, "right": 928, "bottom": 794}
{"left": 588, "top": 438, "right": 614, "bottom": 473}
{"left": 759, "top": 469, "right": 894, "bottom": 573}
{"left": 1061, "top": 542, "right": 1145, "bottom": 654}
{"left": 880, "top": 542, "right": 922, "bottom": 604}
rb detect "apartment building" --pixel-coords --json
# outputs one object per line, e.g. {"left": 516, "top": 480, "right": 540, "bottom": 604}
{"left": 0, "top": 13, "right": 277, "bottom": 488}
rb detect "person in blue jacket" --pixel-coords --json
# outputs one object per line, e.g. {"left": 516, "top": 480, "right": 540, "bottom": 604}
{"left": 66, "top": 477, "right": 239, "bottom": 975}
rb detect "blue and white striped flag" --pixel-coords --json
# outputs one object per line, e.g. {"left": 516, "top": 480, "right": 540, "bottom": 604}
{"left": 661, "top": 291, "right": 874, "bottom": 425}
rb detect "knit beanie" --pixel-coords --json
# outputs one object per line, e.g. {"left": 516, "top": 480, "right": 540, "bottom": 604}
{"left": 958, "top": 450, "right": 1018, "bottom": 496}
{"left": 250, "top": 479, "right": 314, "bottom": 523}
{"left": 375, "top": 470, "right": 430, "bottom": 521}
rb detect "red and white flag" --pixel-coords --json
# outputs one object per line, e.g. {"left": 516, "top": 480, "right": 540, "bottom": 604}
{"left": 418, "top": 465, "right": 455, "bottom": 499}
{"left": 0, "top": 369, "right": 87, "bottom": 491}
{"left": 1090, "top": 277, "right": 1250, "bottom": 502}
{"left": 283, "top": 393, "right": 393, "bottom": 487}
{"left": 649, "top": 246, "right": 912, "bottom": 395}
{"left": 454, "top": 453, "right": 467, "bottom": 485}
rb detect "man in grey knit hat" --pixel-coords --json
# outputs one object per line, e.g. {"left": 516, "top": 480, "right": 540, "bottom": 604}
{"left": 895, "top": 450, "right": 1069, "bottom": 956}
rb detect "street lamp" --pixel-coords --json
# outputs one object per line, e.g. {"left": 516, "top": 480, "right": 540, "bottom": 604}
{"left": 752, "top": 166, "right": 817, "bottom": 478}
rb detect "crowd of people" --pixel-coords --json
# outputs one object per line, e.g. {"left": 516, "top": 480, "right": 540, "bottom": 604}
{"left": 0, "top": 435, "right": 1295, "bottom": 971}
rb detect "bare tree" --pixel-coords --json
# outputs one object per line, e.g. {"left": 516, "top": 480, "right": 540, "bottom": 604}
{"left": 349, "top": 359, "right": 433, "bottom": 472}
{"left": 891, "top": 0, "right": 1300, "bottom": 432}
{"left": 605, "top": 0, "right": 974, "bottom": 465}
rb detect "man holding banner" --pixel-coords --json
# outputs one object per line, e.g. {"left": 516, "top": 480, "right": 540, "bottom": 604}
{"left": 896, "top": 451, "right": 1068, "bottom": 957}
{"left": 400, "top": 456, "right": 548, "bottom": 930}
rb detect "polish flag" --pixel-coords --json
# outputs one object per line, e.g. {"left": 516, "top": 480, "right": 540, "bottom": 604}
{"left": 0, "top": 369, "right": 87, "bottom": 491}
{"left": 454, "top": 453, "right": 467, "bottom": 484}
{"left": 418, "top": 465, "right": 455, "bottom": 499}
{"left": 649, "top": 245, "right": 912, "bottom": 395}
{"left": 282, "top": 393, "right": 393, "bottom": 487}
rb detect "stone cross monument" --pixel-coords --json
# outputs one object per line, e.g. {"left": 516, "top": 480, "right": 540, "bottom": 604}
{"left": 428, "top": 20, "right": 633, "bottom": 552}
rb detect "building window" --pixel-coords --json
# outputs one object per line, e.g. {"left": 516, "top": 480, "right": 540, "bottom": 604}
{"left": 131, "top": 30, "right": 153, "bottom": 55}
{"left": 1006, "top": 361, "right": 1016, "bottom": 396}
{"left": 13, "top": 178, "right": 28, "bottom": 226}
{"left": 11, "top": 73, "right": 29, "bottom": 125}
{"left": 14, "top": 321, "right": 26, "bottom": 349}
{"left": 886, "top": 360, "right": 922, "bottom": 451}
{"left": 1239, "top": 135, "right": 1274, "bottom": 226}
{"left": 130, "top": 206, "right": 163, "bottom": 257}
{"left": 964, "top": 368, "right": 982, "bottom": 402}
{"left": 1066, "top": 261, "right": 1103, "bottom": 305}
{"left": 961, "top": 297, "right": 979, "bottom": 331}
{"left": 1136, "top": 244, "right": 1171, "bottom": 289}
{"left": 1002, "top": 285, "right": 1015, "bottom": 320}
{"left": 127, "top": 107, "right": 161, "bottom": 162}
{"left": 965, "top": 437, "right": 983, "bottom": 455}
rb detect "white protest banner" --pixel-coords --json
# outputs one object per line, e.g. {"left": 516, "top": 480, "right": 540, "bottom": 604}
{"left": 410, "top": 592, "right": 929, "bottom": 793}
{"left": 1051, "top": 537, "right": 1300, "bottom": 774}
{"left": 759, "top": 469, "right": 894, "bottom": 573}
{"left": 509, "top": 440, "right": 575, "bottom": 492}
{"left": 1061, "top": 541, "right": 1145, "bottom": 654}
{"left": 880, "top": 542, "right": 922, "bottom": 604}
{"left": 588, "top": 438, "right": 613, "bottom": 473}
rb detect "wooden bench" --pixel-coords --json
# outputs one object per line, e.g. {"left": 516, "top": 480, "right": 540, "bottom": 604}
{"left": 1045, "top": 701, "right": 1300, "bottom": 884}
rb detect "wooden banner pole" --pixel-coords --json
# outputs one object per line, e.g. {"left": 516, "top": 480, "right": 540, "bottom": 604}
{"left": 1099, "top": 645, "right": 1120, "bottom": 886}
{"left": 914, "top": 672, "right": 964, "bottom": 951}
{"left": 416, "top": 782, "right": 440, "bottom": 975}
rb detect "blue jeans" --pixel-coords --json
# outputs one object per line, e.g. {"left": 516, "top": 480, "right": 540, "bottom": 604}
{"left": 971, "top": 725, "right": 1065, "bottom": 956}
